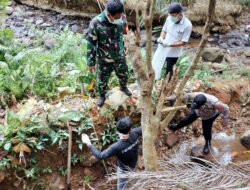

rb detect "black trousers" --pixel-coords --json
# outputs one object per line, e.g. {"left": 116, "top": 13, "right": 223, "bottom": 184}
{"left": 177, "top": 111, "right": 221, "bottom": 142}
{"left": 166, "top": 57, "right": 179, "bottom": 80}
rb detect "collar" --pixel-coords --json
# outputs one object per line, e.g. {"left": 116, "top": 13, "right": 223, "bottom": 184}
{"left": 178, "top": 16, "right": 185, "bottom": 25}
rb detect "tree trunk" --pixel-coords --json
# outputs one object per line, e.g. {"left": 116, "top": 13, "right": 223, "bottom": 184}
{"left": 141, "top": 96, "right": 158, "bottom": 171}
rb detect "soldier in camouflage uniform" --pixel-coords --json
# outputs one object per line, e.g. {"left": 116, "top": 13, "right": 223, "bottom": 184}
{"left": 86, "top": 0, "right": 132, "bottom": 107}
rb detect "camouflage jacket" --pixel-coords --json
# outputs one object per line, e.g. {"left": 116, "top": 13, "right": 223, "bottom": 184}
{"left": 167, "top": 92, "right": 229, "bottom": 125}
{"left": 86, "top": 11, "right": 125, "bottom": 67}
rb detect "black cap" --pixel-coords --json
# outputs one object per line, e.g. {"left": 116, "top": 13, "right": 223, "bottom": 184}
{"left": 116, "top": 116, "right": 131, "bottom": 134}
{"left": 168, "top": 3, "right": 184, "bottom": 14}
{"left": 191, "top": 94, "right": 207, "bottom": 109}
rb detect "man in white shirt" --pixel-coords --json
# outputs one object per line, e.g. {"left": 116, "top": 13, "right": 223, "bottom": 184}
{"left": 152, "top": 3, "right": 192, "bottom": 80}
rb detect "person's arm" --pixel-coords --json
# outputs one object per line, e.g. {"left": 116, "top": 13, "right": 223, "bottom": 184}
{"left": 160, "top": 19, "right": 168, "bottom": 39}
{"left": 88, "top": 143, "right": 117, "bottom": 160}
{"left": 214, "top": 102, "right": 229, "bottom": 126}
{"left": 170, "top": 25, "right": 192, "bottom": 47}
{"left": 131, "top": 127, "right": 142, "bottom": 136}
{"left": 166, "top": 93, "right": 193, "bottom": 104}
{"left": 86, "top": 20, "right": 98, "bottom": 68}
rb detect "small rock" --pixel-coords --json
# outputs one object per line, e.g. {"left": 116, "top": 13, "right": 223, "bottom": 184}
{"left": 208, "top": 37, "right": 216, "bottom": 43}
{"left": 190, "top": 145, "right": 217, "bottom": 165}
{"left": 12, "top": 11, "right": 21, "bottom": 17}
{"left": 21, "top": 38, "right": 33, "bottom": 46}
{"left": 35, "top": 19, "right": 44, "bottom": 25}
{"left": 28, "top": 31, "right": 35, "bottom": 38}
{"left": 162, "top": 133, "right": 179, "bottom": 148}
{"left": 240, "top": 130, "right": 250, "bottom": 149}
{"left": 71, "top": 24, "right": 81, "bottom": 33}
{"left": 25, "top": 11, "right": 34, "bottom": 17}
{"left": 219, "top": 43, "right": 228, "bottom": 49}
{"left": 49, "top": 176, "right": 65, "bottom": 190}
{"left": 244, "top": 49, "right": 250, "bottom": 57}
{"left": 41, "top": 23, "right": 52, "bottom": 28}
{"left": 45, "top": 38, "right": 56, "bottom": 49}
{"left": 202, "top": 48, "right": 224, "bottom": 63}
{"left": 6, "top": 6, "right": 14, "bottom": 15}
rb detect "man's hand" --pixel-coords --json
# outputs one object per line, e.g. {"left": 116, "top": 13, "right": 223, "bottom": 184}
{"left": 89, "top": 66, "right": 96, "bottom": 73}
{"left": 157, "top": 37, "right": 164, "bottom": 44}
{"left": 168, "top": 123, "right": 178, "bottom": 131}
{"left": 81, "top": 134, "right": 91, "bottom": 146}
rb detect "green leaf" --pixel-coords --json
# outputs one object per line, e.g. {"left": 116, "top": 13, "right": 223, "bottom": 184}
{"left": 7, "top": 111, "right": 21, "bottom": 130}
{"left": 58, "top": 111, "right": 83, "bottom": 122}
{"left": 0, "top": 61, "right": 8, "bottom": 69}
{"left": 4, "top": 141, "right": 11, "bottom": 150}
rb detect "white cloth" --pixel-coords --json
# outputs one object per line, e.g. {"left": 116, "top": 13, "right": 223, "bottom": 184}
{"left": 152, "top": 44, "right": 170, "bottom": 80}
{"left": 152, "top": 15, "right": 192, "bottom": 80}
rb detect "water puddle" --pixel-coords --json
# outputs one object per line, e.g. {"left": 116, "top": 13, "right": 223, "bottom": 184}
{"left": 213, "top": 132, "right": 249, "bottom": 164}
{"left": 170, "top": 132, "right": 249, "bottom": 166}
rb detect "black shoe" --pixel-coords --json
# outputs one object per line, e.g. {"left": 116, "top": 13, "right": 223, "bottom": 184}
{"left": 203, "top": 142, "right": 210, "bottom": 154}
{"left": 97, "top": 95, "right": 106, "bottom": 107}
{"left": 120, "top": 87, "right": 132, "bottom": 96}
{"left": 168, "top": 123, "right": 178, "bottom": 131}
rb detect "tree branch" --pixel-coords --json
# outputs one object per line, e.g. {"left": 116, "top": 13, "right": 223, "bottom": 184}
{"left": 155, "top": 68, "right": 178, "bottom": 118}
{"left": 144, "top": 0, "right": 156, "bottom": 92}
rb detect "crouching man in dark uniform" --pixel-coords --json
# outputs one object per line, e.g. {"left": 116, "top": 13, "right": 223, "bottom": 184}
{"left": 167, "top": 92, "right": 229, "bottom": 154}
{"left": 81, "top": 117, "right": 141, "bottom": 190}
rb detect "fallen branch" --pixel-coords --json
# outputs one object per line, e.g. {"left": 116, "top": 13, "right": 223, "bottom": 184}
{"left": 211, "top": 67, "right": 239, "bottom": 75}
{"left": 108, "top": 158, "right": 250, "bottom": 190}
{"left": 161, "top": 105, "right": 186, "bottom": 113}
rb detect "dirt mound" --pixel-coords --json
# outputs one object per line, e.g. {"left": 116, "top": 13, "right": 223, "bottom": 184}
{"left": 205, "top": 80, "right": 249, "bottom": 116}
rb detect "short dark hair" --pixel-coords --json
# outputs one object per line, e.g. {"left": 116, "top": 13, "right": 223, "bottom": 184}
{"left": 168, "top": 3, "right": 183, "bottom": 14}
{"left": 116, "top": 116, "right": 131, "bottom": 134}
{"left": 106, "top": 0, "right": 124, "bottom": 16}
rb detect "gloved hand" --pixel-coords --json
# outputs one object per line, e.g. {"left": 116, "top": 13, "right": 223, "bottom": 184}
{"left": 157, "top": 37, "right": 164, "bottom": 44}
{"left": 168, "top": 123, "right": 178, "bottom": 131}
{"left": 81, "top": 134, "right": 91, "bottom": 146}
{"left": 162, "top": 41, "right": 171, "bottom": 47}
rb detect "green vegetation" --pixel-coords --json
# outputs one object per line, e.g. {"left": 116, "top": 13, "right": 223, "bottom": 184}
{"left": 0, "top": 27, "right": 94, "bottom": 101}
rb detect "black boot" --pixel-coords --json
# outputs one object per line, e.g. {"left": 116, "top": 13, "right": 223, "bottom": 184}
{"left": 97, "top": 95, "right": 106, "bottom": 107}
{"left": 168, "top": 123, "right": 179, "bottom": 131}
{"left": 203, "top": 141, "right": 211, "bottom": 154}
{"left": 120, "top": 86, "right": 132, "bottom": 96}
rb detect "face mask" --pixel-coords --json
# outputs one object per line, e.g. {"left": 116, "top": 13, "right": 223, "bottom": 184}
{"left": 170, "top": 16, "right": 179, "bottom": 23}
{"left": 106, "top": 11, "right": 123, "bottom": 25}
{"left": 112, "top": 18, "right": 123, "bottom": 25}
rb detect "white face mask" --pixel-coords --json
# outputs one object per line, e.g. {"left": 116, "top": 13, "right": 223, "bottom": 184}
{"left": 106, "top": 11, "right": 123, "bottom": 25}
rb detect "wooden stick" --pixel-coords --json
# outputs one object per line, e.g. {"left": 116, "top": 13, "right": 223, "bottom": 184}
{"left": 66, "top": 122, "right": 72, "bottom": 190}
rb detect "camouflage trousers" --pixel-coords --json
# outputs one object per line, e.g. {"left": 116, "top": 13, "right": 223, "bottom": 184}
{"left": 96, "top": 59, "right": 128, "bottom": 96}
